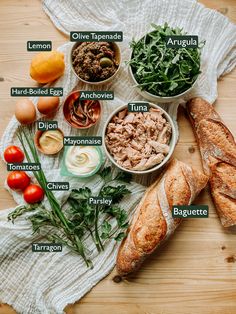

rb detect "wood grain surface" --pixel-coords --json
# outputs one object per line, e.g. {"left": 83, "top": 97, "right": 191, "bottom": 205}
{"left": 0, "top": 1, "right": 236, "bottom": 313}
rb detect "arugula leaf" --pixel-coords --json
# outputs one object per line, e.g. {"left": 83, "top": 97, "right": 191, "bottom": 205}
{"left": 169, "top": 81, "right": 178, "bottom": 91}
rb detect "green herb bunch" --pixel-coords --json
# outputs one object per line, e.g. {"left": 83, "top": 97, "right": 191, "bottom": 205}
{"left": 8, "top": 127, "right": 132, "bottom": 268}
{"left": 129, "top": 23, "right": 205, "bottom": 97}
{"left": 67, "top": 167, "right": 132, "bottom": 252}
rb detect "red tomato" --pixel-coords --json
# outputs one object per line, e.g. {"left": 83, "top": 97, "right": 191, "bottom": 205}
{"left": 23, "top": 184, "right": 44, "bottom": 204}
{"left": 4, "top": 146, "right": 24, "bottom": 163}
{"left": 7, "top": 171, "right": 30, "bottom": 191}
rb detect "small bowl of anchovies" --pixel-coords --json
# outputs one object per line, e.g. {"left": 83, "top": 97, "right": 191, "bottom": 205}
{"left": 70, "top": 41, "right": 121, "bottom": 85}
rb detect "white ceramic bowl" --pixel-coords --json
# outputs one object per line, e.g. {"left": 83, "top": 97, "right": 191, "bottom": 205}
{"left": 103, "top": 102, "right": 177, "bottom": 174}
{"left": 129, "top": 65, "right": 198, "bottom": 103}
{"left": 70, "top": 42, "right": 121, "bottom": 85}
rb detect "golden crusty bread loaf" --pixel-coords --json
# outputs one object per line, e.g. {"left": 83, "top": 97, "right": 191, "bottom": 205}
{"left": 116, "top": 159, "right": 208, "bottom": 276}
{"left": 187, "top": 97, "right": 236, "bottom": 227}
{"left": 187, "top": 98, "right": 236, "bottom": 227}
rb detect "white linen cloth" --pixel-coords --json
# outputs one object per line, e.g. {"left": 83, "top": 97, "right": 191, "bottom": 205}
{"left": 0, "top": 0, "right": 236, "bottom": 313}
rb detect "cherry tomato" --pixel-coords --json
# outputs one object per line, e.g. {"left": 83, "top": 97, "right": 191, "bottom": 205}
{"left": 4, "top": 146, "right": 24, "bottom": 163}
{"left": 23, "top": 184, "right": 44, "bottom": 204}
{"left": 7, "top": 171, "right": 30, "bottom": 191}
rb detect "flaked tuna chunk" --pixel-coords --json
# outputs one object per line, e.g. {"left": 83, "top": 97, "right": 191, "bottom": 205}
{"left": 124, "top": 124, "right": 135, "bottom": 135}
{"left": 133, "top": 113, "right": 144, "bottom": 124}
{"left": 120, "top": 159, "right": 132, "bottom": 169}
{"left": 113, "top": 151, "right": 127, "bottom": 162}
{"left": 108, "top": 132, "right": 131, "bottom": 142}
{"left": 155, "top": 117, "right": 167, "bottom": 131}
{"left": 125, "top": 146, "right": 142, "bottom": 161}
{"left": 109, "top": 145, "right": 122, "bottom": 152}
{"left": 106, "top": 139, "right": 124, "bottom": 149}
{"left": 118, "top": 109, "right": 127, "bottom": 119}
{"left": 107, "top": 122, "right": 116, "bottom": 130}
{"left": 132, "top": 158, "right": 148, "bottom": 170}
{"left": 149, "top": 108, "right": 162, "bottom": 121}
{"left": 107, "top": 133, "right": 122, "bottom": 141}
{"left": 132, "top": 154, "right": 165, "bottom": 170}
{"left": 146, "top": 128, "right": 154, "bottom": 139}
{"left": 143, "top": 143, "right": 153, "bottom": 155}
{"left": 107, "top": 123, "right": 123, "bottom": 134}
{"left": 135, "top": 124, "right": 146, "bottom": 136}
{"left": 113, "top": 124, "right": 124, "bottom": 133}
{"left": 131, "top": 140, "right": 143, "bottom": 151}
{"left": 151, "top": 128, "right": 161, "bottom": 141}
{"left": 111, "top": 116, "right": 124, "bottom": 124}
{"left": 144, "top": 154, "right": 165, "bottom": 168}
{"left": 158, "top": 123, "right": 172, "bottom": 144}
{"left": 124, "top": 113, "right": 135, "bottom": 124}
{"left": 137, "top": 134, "right": 147, "bottom": 145}
{"left": 144, "top": 117, "right": 156, "bottom": 130}
{"left": 149, "top": 140, "right": 170, "bottom": 154}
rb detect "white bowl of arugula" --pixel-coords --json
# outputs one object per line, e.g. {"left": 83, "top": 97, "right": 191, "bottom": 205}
{"left": 128, "top": 23, "right": 204, "bottom": 103}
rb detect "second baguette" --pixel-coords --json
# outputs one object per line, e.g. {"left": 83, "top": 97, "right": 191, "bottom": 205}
{"left": 187, "top": 97, "right": 236, "bottom": 227}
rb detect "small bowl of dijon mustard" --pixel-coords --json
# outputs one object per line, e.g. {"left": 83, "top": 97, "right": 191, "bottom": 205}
{"left": 34, "top": 129, "right": 64, "bottom": 155}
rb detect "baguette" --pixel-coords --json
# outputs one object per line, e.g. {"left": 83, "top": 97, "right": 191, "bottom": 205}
{"left": 116, "top": 159, "right": 208, "bottom": 276}
{"left": 187, "top": 97, "right": 236, "bottom": 228}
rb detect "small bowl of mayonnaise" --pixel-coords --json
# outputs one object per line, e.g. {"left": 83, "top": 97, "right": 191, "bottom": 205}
{"left": 61, "top": 146, "right": 104, "bottom": 178}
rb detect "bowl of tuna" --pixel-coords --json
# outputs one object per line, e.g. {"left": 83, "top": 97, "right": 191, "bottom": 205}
{"left": 103, "top": 102, "right": 177, "bottom": 174}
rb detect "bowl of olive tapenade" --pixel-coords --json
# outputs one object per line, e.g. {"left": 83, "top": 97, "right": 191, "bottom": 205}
{"left": 70, "top": 42, "right": 121, "bottom": 84}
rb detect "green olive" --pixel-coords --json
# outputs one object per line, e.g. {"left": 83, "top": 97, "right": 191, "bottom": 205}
{"left": 100, "top": 57, "right": 113, "bottom": 68}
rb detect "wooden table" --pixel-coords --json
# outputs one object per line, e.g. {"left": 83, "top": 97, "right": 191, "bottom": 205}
{"left": 0, "top": 1, "right": 236, "bottom": 313}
